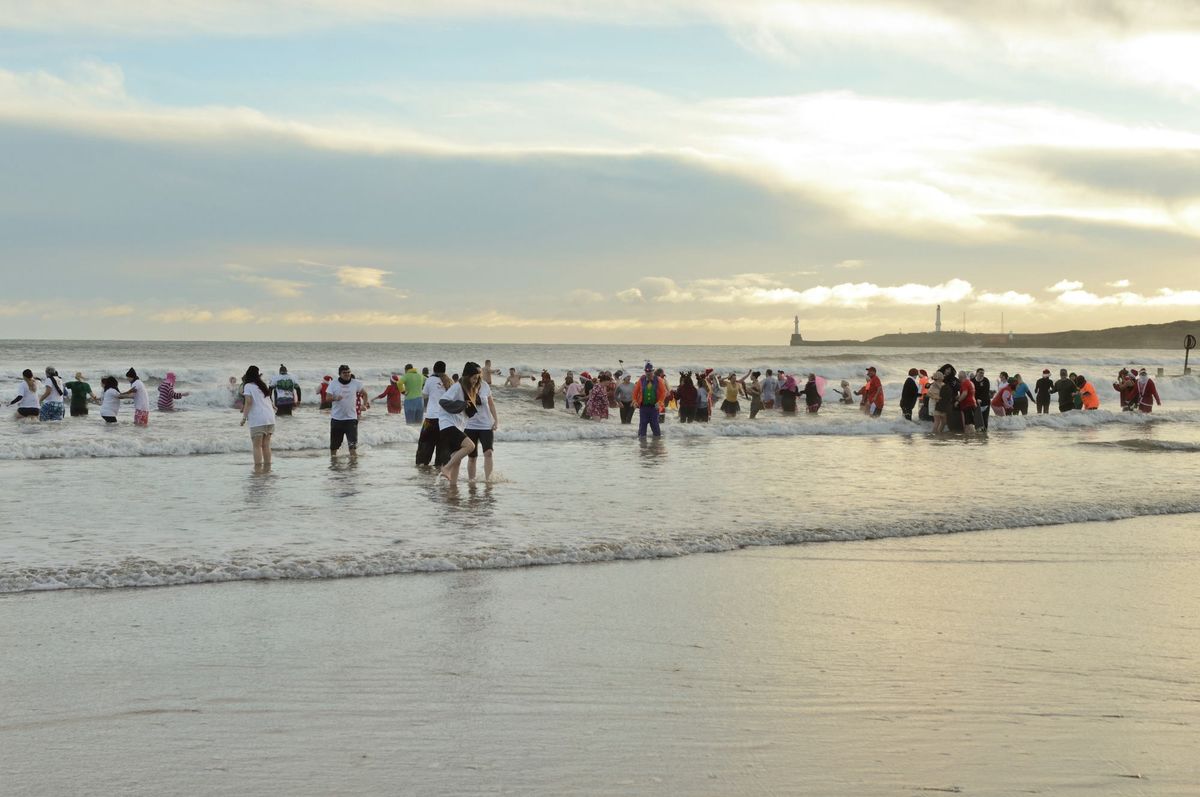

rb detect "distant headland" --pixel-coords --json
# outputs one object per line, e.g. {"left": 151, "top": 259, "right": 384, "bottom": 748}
{"left": 791, "top": 318, "right": 1199, "bottom": 350}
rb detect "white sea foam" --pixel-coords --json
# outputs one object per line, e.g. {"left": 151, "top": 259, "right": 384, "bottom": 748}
{"left": 5, "top": 499, "right": 1198, "bottom": 593}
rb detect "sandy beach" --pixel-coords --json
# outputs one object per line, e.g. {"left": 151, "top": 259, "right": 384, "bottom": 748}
{"left": 3, "top": 514, "right": 1197, "bottom": 796}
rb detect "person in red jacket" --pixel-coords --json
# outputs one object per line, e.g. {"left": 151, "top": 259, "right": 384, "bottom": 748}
{"left": 1136, "top": 369, "right": 1162, "bottom": 413}
{"left": 632, "top": 362, "right": 669, "bottom": 438}
{"left": 857, "top": 366, "right": 884, "bottom": 417}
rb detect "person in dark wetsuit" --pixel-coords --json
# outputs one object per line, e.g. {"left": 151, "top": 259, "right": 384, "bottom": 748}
{"left": 899, "top": 368, "right": 919, "bottom": 420}
{"left": 1034, "top": 369, "right": 1054, "bottom": 414}
{"left": 1053, "top": 368, "right": 1077, "bottom": 412}
{"left": 971, "top": 368, "right": 992, "bottom": 429}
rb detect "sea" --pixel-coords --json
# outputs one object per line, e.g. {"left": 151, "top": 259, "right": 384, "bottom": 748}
{"left": 2, "top": 339, "right": 1198, "bottom": 594}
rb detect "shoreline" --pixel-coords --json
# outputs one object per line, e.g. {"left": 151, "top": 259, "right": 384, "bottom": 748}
{"left": 4, "top": 515, "right": 1198, "bottom": 795}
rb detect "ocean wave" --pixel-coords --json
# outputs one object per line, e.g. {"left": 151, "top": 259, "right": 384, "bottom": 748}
{"left": 1078, "top": 438, "right": 1200, "bottom": 453}
{"left": 5, "top": 500, "right": 1198, "bottom": 593}
{"left": 6, "top": 406, "right": 1200, "bottom": 459}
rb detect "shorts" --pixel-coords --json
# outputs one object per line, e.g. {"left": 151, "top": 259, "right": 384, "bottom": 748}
{"left": 102, "top": 415, "right": 117, "bottom": 424}
{"left": 330, "top": 418, "right": 358, "bottom": 450}
{"left": 134, "top": 409, "right": 149, "bottom": 426}
{"left": 465, "top": 429, "right": 494, "bottom": 458}
{"left": 250, "top": 423, "right": 275, "bottom": 439}
{"left": 40, "top": 402, "right": 64, "bottom": 421}
{"left": 933, "top": 410, "right": 947, "bottom": 420}
{"left": 17, "top": 407, "right": 39, "bottom": 417}
{"left": 70, "top": 407, "right": 88, "bottom": 417}
{"left": 439, "top": 425, "right": 468, "bottom": 453}
{"left": 275, "top": 403, "right": 293, "bottom": 416}
{"left": 763, "top": 399, "right": 775, "bottom": 409}
{"left": 720, "top": 400, "right": 740, "bottom": 414}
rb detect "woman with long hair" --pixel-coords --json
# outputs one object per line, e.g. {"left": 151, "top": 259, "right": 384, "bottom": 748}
{"left": 39, "top": 367, "right": 66, "bottom": 421}
{"left": 239, "top": 365, "right": 276, "bottom": 469}
{"left": 9, "top": 369, "right": 41, "bottom": 420}
{"left": 438, "top": 362, "right": 480, "bottom": 485}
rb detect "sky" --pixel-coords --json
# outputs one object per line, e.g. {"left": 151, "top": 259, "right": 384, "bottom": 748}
{"left": 1, "top": 0, "right": 1198, "bottom": 343}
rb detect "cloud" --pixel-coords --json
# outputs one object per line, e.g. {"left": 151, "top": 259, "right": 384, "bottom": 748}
{"left": 834, "top": 259, "right": 864, "bottom": 270}
{"left": 568, "top": 289, "right": 605, "bottom": 305}
{"left": 150, "top": 308, "right": 214, "bottom": 323}
{"left": 976, "top": 291, "right": 1036, "bottom": 306}
{"left": 1055, "top": 287, "right": 1200, "bottom": 307}
{"left": 335, "top": 266, "right": 390, "bottom": 289}
{"left": 227, "top": 267, "right": 309, "bottom": 298}
{"left": 618, "top": 274, "right": 975, "bottom": 308}
{"left": 1107, "top": 279, "right": 1132, "bottom": 288}
{"left": 1048, "top": 279, "right": 1084, "bottom": 292}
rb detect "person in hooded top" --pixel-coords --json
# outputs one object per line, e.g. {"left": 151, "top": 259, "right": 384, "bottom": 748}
{"left": 778, "top": 373, "right": 799, "bottom": 413}
{"left": 900, "top": 368, "right": 920, "bottom": 420}
{"left": 1136, "top": 368, "right": 1162, "bottom": 413}
{"left": 157, "top": 372, "right": 189, "bottom": 411}
{"left": 1113, "top": 369, "right": 1139, "bottom": 411}
{"left": 1034, "top": 369, "right": 1055, "bottom": 414}
{"left": 376, "top": 373, "right": 406, "bottom": 414}
{"left": 39, "top": 367, "right": 66, "bottom": 421}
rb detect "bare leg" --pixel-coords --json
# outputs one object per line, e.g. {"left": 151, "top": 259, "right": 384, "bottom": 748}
{"left": 483, "top": 450, "right": 493, "bottom": 481}
{"left": 251, "top": 435, "right": 264, "bottom": 467}
{"left": 440, "top": 438, "right": 475, "bottom": 484}
{"left": 262, "top": 433, "right": 273, "bottom": 466}
{"left": 467, "top": 456, "right": 477, "bottom": 481}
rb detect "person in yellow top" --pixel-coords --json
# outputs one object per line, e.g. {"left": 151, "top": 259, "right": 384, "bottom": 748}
{"left": 631, "top": 362, "right": 669, "bottom": 438}
{"left": 719, "top": 372, "right": 741, "bottom": 417}
{"left": 400, "top": 364, "right": 426, "bottom": 424}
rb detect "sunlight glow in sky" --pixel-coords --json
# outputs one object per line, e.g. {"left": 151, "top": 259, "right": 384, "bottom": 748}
{"left": 1, "top": 0, "right": 1197, "bottom": 342}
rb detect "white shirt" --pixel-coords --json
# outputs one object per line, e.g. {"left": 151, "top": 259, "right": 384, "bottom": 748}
{"left": 130, "top": 379, "right": 150, "bottom": 411}
{"left": 270, "top": 373, "right": 298, "bottom": 402}
{"left": 326, "top": 378, "right": 362, "bottom": 421}
{"left": 100, "top": 387, "right": 121, "bottom": 417}
{"left": 438, "top": 382, "right": 468, "bottom": 432}
{"left": 42, "top": 376, "right": 65, "bottom": 404}
{"left": 422, "top": 375, "right": 447, "bottom": 423}
{"left": 466, "top": 381, "right": 493, "bottom": 431}
{"left": 243, "top": 383, "right": 276, "bottom": 427}
{"left": 761, "top": 376, "right": 778, "bottom": 401}
{"left": 16, "top": 381, "right": 41, "bottom": 409}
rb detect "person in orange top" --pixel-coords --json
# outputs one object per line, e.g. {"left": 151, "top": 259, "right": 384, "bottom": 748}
{"left": 855, "top": 366, "right": 885, "bottom": 417}
{"left": 1077, "top": 375, "right": 1100, "bottom": 410}
{"left": 632, "top": 362, "right": 669, "bottom": 438}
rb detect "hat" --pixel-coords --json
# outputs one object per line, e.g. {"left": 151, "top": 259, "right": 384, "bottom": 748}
{"left": 581, "top": 371, "right": 592, "bottom": 380}
{"left": 644, "top": 362, "right": 653, "bottom": 372}
{"left": 866, "top": 366, "right": 876, "bottom": 373}
{"left": 165, "top": 371, "right": 176, "bottom": 385}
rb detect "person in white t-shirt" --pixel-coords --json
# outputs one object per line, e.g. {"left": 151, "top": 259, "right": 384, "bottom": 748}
{"left": 465, "top": 377, "right": 499, "bottom": 482}
{"left": 437, "top": 361, "right": 481, "bottom": 485}
{"left": 9, "top": 369, "right": 41, "bottom": 420}
{"left": 98, "top": 376, "right": 122, "bottom": 423}
{"left": 120, "top": 368, "right": 151, "bottom": 426}
{"left": 39, "top": 366, "right": 66, "bottom": 421}
{"left": 239, "top": 365, "right": 277, "bottom": 469}
{"left": 326, "top": 364, "right": 368, "bottom": 454}
{"left": 417, "top": 360, "right": 451, "bottom": 467}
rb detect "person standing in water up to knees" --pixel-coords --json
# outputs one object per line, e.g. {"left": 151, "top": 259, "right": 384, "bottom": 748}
{"left": 401, "top": 364, "right": 425, "bottom": 424}
{"left": 956, "top": 370, "right": 977, "bottom": 433}
{"left": 438, "top": 362, "right": 480, "bottom": 484}
{"left": 157, "top": 371, "right": 189, "bottom": 412}
{"left": 121, "top": 368, "right": 151, "bottom": 426}
{"left": 1034, "top": 369, "right": 1054, "bottom": 414}
{"left": 239, "top": 365, "right": 276, "bottom": 469}
{"left": 465, "top": 366, "right": 499, "bottom": 481}
{"left": 417, "top": 361, "right": 452, "bottom": 466}
{"left": 615, "top": 373, "right": 635, "bottom": 424}
{"left": 900, "top": 368, "right": 919, "bottom": 421}
{"left": 760, "top": 369, "right": 778, "bottom": 410}
{"left": 376, "top": 373, "right": 405, "bottom": 414}
{"left": 633, "top": 362, "right": 668, "bottom": 437}
{"left": 327, "top": 364, "right": 368, "bottom": 455}
{"left": 930, "top": 371, "right": 950, "bottom": 433}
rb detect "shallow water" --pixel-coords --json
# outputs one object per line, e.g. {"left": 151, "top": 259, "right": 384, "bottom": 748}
{"left": 2, "top": 340, "right": 1198, "bottom": 592}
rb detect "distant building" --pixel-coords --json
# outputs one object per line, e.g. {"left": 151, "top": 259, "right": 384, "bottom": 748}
{"left": 935, "top": 304, "right": 942, "bottom": 333}
{"left": 790, "top": 315, "right": 804, "bottom": 346}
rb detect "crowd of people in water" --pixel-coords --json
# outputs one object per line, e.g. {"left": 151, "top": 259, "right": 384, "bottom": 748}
{"left": 10, "top": 357, "right": 1166, "bottom": 479}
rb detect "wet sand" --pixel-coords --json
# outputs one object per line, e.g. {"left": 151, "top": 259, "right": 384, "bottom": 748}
{"left": 3, "top": 515, "right": 1198, "bottom": 796}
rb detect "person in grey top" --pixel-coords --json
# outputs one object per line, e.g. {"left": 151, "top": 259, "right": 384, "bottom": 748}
{"left": 615, "top": 374, "right": 635, "bottom": 425}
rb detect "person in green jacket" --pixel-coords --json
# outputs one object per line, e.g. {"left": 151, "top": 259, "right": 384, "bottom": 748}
{"left": 63, "top": 371, "right": 98, "bottom": 417}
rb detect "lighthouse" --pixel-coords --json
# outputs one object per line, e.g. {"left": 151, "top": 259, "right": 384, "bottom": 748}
{"left": 790, "top": 314, "right": 804, "bottom": 346}
{"left": 935, "top": 304, "right": 942, "bottom": 334}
